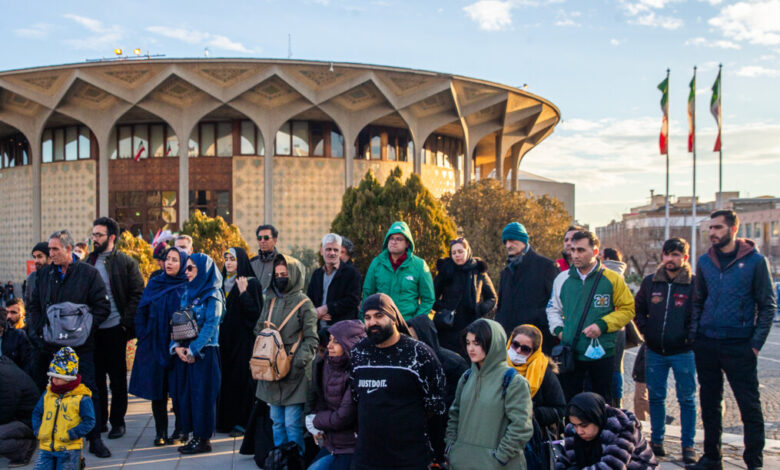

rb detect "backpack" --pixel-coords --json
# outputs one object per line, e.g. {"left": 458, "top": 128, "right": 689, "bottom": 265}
{"left": 263, "top": 441, "right": 305, "bottom": 470}
{"left": 170, "top": 307, "right": 199, "bottom": 342}
{"left": 43, "top": 302, "right": 93, "bottom": 347}
{"left": 462, "top": 367, "right": 517, "bottom": 398}
{"left": 250, "top": 297, "right": 308, "bottom": 382}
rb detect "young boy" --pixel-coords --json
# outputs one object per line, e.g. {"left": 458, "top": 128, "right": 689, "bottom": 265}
{"left": 32, "top": 347, "right": 95, "bottom": 470}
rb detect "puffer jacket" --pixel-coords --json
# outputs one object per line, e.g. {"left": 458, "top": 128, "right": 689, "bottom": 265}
{"left": 555, "top": 406, "right": 657, "bottom": 470}
{"left": 445, "top": 319, "right": 534, "bottom": 469}
{"left": 254, "top": 254, "right": 319, "bottom": 406}
{"left": 362, "top": 221, "right": 435, "bottom": 320}
{"left": 309, "top": 319, "right": 366, "bottom": 454}
{"left": 692, "top": 238, "right": 776, "bottom": 351}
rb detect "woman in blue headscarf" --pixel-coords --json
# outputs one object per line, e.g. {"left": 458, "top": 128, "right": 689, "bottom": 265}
{"left": 129, "top": 247, "right": 189, "bottom": 447}
{"left": 169, "top": 253, "right": 224, "bottom": 455}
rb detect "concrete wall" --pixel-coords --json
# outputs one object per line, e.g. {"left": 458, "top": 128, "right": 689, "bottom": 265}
{"left": 41, "top": 160, "right": 97, "bottom": 242}
{"left": 518, "top": 179, "right": 575, "bottom": 219}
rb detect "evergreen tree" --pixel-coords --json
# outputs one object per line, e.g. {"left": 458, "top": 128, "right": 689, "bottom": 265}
{"left": 181, "top": 211, "right": 250, "bottom": 268}
{"left": 117, "top": 231, "right": 156, "bottom": 282}
{"left": 331, "top": 167, "right": 456, "bottom": 275}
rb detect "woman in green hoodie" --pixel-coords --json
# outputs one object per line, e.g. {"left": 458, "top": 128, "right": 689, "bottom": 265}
{"left": 446, "top": 319, "right": 534, "bottom": 469}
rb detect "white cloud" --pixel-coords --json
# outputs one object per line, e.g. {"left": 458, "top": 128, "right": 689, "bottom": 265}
{"left": 611, "top": 38, "right": 621, "bottom": 46}
{"left": 62, "top": 14, "right": 123, "bottom": 50}
{"left": 14, "top": 23, "right": 52, "bottom": 39}
{"left": 735, "top": 65, "right": 780, "bottom": 77}
{"left": 146, "top": 26, "right": 252, "bottom": 53}
{"left": 463, "top": 1, "right": 513, "bottom": 31}
{"left": 555, "top": 10, "right": 581, "bottom": 27}
{"left": 685, "top": 36, "right": 741, "bottom": 49}
{"left": 709, "top": 0, "right": 780, "bottom": 46}
{"left": 620, "top": 0, "right": 684, "bottom": 29}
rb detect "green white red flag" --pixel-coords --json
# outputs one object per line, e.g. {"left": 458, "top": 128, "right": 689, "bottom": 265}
{"left": 688, "top": 72, "right": 695, "bottom": 153}
{"left": 711, "top": 69, "right": 721, "bottom": 152}
{"left": 658, "top": 75, "right": 669, "bottom": 155}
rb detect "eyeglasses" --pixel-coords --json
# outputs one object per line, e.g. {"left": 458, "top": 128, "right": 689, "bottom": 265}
{"left": 510, "top": 342, "right": 533, "bottom": 354}
{"left": 257, "top": 235, "right": 272, "bottom": 241}
{"left": 185, "top": 265, "right": 196, "bottom": 272}
{"left": 91, "top": 232, "right": 107, "bottom": 239}
{"left": 388, "top": 236, "right": 406, "bottom": 243}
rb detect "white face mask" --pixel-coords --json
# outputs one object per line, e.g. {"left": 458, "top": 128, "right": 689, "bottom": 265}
{"left": 507, "top": 347, "right": 528, "bottom": 365}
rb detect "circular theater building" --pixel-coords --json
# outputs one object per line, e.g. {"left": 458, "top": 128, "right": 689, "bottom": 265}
{"left": 0, "top": 59, "right": 560, "bottom": 282}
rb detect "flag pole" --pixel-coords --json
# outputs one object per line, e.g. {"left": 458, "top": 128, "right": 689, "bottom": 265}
{"left": 717, "top": 63, "right": 723, "bottom": 209}
{"left": 691, "top": 66, "right": 697, "bottom": 271}
{"left": 665, "top": 68, "right": 670, "bottom": 241}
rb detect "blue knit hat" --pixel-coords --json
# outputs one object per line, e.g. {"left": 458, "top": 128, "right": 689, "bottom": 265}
{"left": 48, "top": 347, "right": 79, "bottom": 381}
{"left": 502, "top": 222, "right": 529, "bottom": 245}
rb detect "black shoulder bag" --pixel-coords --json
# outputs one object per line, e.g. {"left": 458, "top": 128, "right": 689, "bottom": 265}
{"left": 551, "top": 268, "right": 603, "bottom": 375}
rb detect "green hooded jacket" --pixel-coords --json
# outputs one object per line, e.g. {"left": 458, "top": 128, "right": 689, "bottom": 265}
{"left": 254, "top": 254, "right": 319, "bottom": 406}
{"left": 362, "top": 221, "right": 435, "bottom": 320}
{"left": 445, "top": 319, "right": 534, "bottom": 470}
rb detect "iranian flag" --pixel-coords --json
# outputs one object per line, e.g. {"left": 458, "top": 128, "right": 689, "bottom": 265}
{"left": 658, "top": 75, "right": 669, "bottom": 155}
{"left": 134, "top": 142, "right": 146, "bottom": 162}
{"left": 688, "top": 72, "right": 695, "bottom": 153}
{"left": 711, "top": 69, "right": 721, "bottom": 152}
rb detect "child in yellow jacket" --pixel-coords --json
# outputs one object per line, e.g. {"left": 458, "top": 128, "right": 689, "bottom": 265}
{"left": 32, "top": 347, "right": 96, "bottom": 470}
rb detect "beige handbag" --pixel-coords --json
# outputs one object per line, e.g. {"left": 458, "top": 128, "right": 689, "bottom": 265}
{"left": 250, "top": 297, "right": 308, "bottom": 382}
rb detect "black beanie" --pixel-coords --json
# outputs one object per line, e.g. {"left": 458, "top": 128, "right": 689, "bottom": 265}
{"left": 32, "top": 242, "right": 49, "bottom": 257}
{"left": 361, "top": 293, "right": 410, "bottom": 336}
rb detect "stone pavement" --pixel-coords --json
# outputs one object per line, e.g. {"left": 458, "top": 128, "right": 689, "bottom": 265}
{"left": 3, "top": 395, "right": 780, "bottom": 469}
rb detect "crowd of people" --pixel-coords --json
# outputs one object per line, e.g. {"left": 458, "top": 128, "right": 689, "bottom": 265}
{"left": 0, "top": 208, "right": 774, "bottom": 470}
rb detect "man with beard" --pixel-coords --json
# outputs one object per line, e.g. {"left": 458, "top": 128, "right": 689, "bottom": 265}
{"left": 634, "top": 238, "right": 697, "bottom": 464}
{"left": 556, "top": 225, "right": 584, "bottom": 272}
{"left": 250, "top": 224, "right": 280, "bottom": 296}
{"left": 686, "top": 210, "right": 775, "bottom": 470}
{"left": 85, "top": 217, "right": 144, "bottom": 440}
{"left": 28, "top": 230, "right": 112, "bottom": 458}
{"left": 350, "top": 293, "right": 446, "bottom": 470}
{"left": 24, "top": 242, "right": 50, "bottom": 308}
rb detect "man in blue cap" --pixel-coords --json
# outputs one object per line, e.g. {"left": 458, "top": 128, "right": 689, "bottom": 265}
{"left": 494, "top": 222, "right": 559, "bottom": 354}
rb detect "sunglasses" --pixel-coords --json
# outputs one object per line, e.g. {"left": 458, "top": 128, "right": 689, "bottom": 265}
{"left": 185, "top": 265, "right": 196, "bottom": 272}
{"left": 257, "top": 235, "right": 272, "bottom": 241}
{"left": 510, "top": 342, "right": 533, "bottom": 354}
{"left": 449, "top": 237, "right": 465, "bottom": 246}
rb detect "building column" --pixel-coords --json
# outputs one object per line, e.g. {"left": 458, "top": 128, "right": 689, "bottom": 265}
{"left": 96, "top": 131, "right": 111, "bottom": 217}
{"left": 464, "top": 145, "right": 473, "bottom": 184}
{"left": 177, "top": 132, "right": 189, "bottom": 229}
{"left": 262, "top": 130, "right": 274, "bottom": 224}
{"left": 412, "top": 137, "right": 422, "bottom": 175}
{"left": 509, "top": 144, "right": 521, "bottom": 192}
{"left": 343, "top": 129, "right": 355, "bottom": 188}
{"left": 29, "top": 134, "right": 42, "bottom": 240}
{"left": 494, "top": 131, "right": 504, "bottom": 188}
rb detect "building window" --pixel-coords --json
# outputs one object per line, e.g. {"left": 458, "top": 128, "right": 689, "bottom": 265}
{"left": 189, "top": 190, "right": 231, "bottom": 223}
{"left": 311, "top": 123, "right": 324, "bottom": 157}
{"left": 150, "top": 124, "right": 165, "bottom": 157}
{"left": 754, "top": 222, "right": 761, "bottom": 239}
{"left": 42, "top": 126, "right": 92, "bottom": 163}
{"left": 330, "top": 129, "right": 344, "bottom": 158}
{"left": 746, "top": 224, "right": 752, "bottom": 238}
{"left": 134, "top": 125, "right": 148, "bottom": 160}
{"left": 239, "top": 120, "right": 265, "bottom": 156}
{"left": 772, "top": 221, "right": 779, "bottom": 238}
{"left": 276, "top": 122, "right": 292, "bottom": 155}
{"left": 424, "top": 133, "right": 462, "bottom": 169}
{"left": 0, "top": 133, "right": 30, "bottom": 168}
{"left": 292, "top": 121, "right": 309, "bottom": 156}
{"left": 200, "top": 123, "right": 216, "bottom": 157}
{"left": 111, "top": 190, "right": 177, "bottom": 236}
{"left": 357, "top": 126, "right": 411, "bottom": 162}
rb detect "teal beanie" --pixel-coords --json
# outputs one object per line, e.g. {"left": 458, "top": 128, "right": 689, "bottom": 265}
{"left": 502, "top": 222, "right": 529, "bottom": 245}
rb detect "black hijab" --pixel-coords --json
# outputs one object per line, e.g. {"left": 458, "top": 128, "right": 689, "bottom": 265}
{"left": 567, "top": 392, "right": 607, "bottom": 467}
{"left": 222, "top": 247, "right": 254, "bottom": 295}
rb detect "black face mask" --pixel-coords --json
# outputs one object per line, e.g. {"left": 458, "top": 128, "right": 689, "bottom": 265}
{"left": 273, "top": 277, "right": 289, "bottom": 292}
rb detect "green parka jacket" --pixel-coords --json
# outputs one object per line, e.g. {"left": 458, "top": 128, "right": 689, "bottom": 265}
{"left": 445, "top": 319, "right": 534, "bottom": 470}
{"left": 362, "top": 221, "right": 435, "bottom": 320}
{"left": 254, "top": 254, "right": 319, "bottom": 406}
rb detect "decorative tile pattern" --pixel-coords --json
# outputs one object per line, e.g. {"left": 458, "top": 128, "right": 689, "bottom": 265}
{"left": 0, "top": 166, "right": 34, "bottom": 284}
{"left": 41, "top": 160, "right": 96, "bottom": 244}
{"left": 352, "top": 160, "right": 413, "bottom": 187}
{"left": 421, "top": 164, "right": 456, "bottom": 198}
{"left": 272, "top": 158, "right": 345, "bottom": 252}
{"left": 232, "top": 156, "right": 265, "bottom": 248}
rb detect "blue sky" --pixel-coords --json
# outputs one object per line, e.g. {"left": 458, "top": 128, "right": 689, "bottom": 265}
{"left": 2, "top": 0, "right": 779, "bottom": 227}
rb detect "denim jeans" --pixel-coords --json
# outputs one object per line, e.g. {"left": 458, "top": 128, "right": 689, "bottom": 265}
{"left": 269, "top": 404, "right": 305, "bottom": 454}
{"left": 308, "top": 449, "right": 353, "bottom": 470}
{"left": 645, "top": 349, "right": 697, "bottom": 448}
{"left": 34, "top": 449, "right": 82, "bottom": 470}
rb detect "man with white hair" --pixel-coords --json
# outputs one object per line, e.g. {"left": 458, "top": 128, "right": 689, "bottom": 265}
{"left": 307, "top": 233, "right": 363, "bottom": 337}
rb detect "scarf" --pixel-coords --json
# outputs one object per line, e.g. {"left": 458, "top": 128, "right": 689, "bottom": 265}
{"left": 389, "top": 251, "right": 407, "bottom": 271}
{"left": 50, "top": 374, "right": 82, "bottom": 395}
{"left": 138, "top": 248, "right": 189, "bottom": 309}
{"left": 569, "top": 392, "right": 606, "bottom": 467}
{"left": 185, "top": 253, "right": 224, "bottom": 305}
{"left": 506, "top": 324, "right": 549, "bottom": 398}
{"left": 223, "top": 272, "right": 237, "bottom": 297}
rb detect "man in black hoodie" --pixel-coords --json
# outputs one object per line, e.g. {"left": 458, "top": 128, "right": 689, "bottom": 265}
{"left": 350, "top": 293, "right": 446, "bottom": 470}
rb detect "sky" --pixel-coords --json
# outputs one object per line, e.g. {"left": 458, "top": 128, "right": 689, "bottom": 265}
{"left": 2, "top": 0, "right": 779, "bottom": 227}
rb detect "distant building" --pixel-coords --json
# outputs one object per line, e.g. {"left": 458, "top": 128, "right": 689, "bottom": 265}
{"left": 487, "top": 169, "right": 575, "bottom": 218}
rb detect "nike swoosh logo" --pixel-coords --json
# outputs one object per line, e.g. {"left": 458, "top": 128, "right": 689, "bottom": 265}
{"left": 366, "top": 388, "right": 380, "bottom": 394}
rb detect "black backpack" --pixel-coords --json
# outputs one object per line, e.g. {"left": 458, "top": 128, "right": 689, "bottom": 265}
{"left": 263, "top": 442, "right": 305, "bottom": 470}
